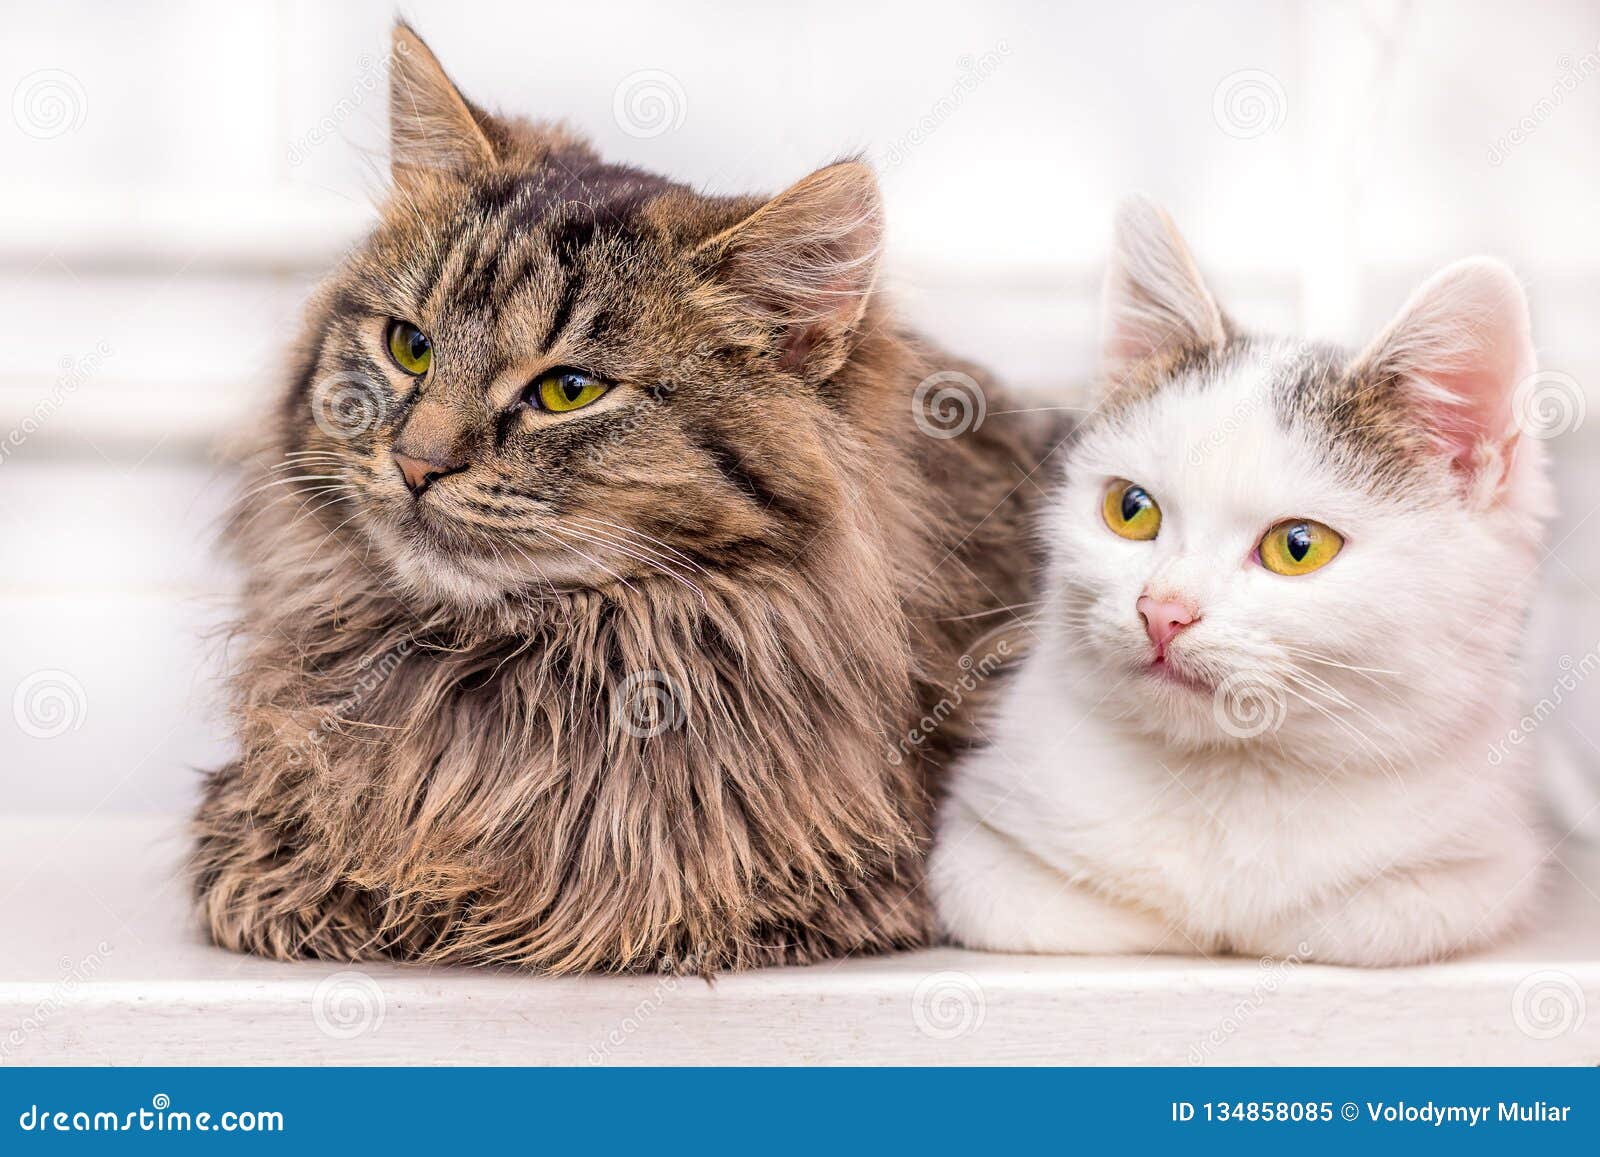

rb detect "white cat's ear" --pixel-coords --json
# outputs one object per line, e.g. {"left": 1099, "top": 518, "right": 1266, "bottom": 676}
{"left": 1351, "top": 258, "right": 1534, "bottom": 472}
{"left": 695, "top": 161, "right": 884, "bottom": 379}
{"left": 1100, "top": 197, "right": 1228, "bottom": 378}
{"left": 388, "top": 21, "right": 497, "bottom": 185}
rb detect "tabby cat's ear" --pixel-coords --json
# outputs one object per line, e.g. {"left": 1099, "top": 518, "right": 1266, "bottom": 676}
{"left": 1100, "top": 197, "right": 1227, "bottom": 379}
{"left": 1350, "top": 258, "right": 1534, "bottom": 475}
{"left": 388, "top": 21, "right": 497, "bottom": 185}
{"left": 696, "top": 161, "right": 885, "bottom": 379}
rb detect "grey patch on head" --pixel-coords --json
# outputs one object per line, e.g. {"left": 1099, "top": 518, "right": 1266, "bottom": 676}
{"left": 1264, "top": 336, "right": 1443, "bottom": 499}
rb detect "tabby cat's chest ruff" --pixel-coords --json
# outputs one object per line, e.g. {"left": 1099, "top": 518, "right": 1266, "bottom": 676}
{"left": 198, "top": 573, "right": 928, "bottom": 972}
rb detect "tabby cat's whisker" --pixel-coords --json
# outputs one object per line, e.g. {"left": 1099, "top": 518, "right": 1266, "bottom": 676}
{"left": 238, "top": 474, "right": 345, "bottom": 501}
{"left": 534, "top": 527, "right": 636, "bottom": 593}
{"left": 540, "top": 522, "right": 704, "bottom": 602}
{"left": 558, "top": 518, "right": 710, "bottom": 591}
{"left": 566, "top": 515, "right": 710, "bottom": 576}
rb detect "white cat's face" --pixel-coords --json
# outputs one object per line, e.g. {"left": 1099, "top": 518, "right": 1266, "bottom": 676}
{"left": 1048, "top": 340, "right": 1543, "bottom": 761}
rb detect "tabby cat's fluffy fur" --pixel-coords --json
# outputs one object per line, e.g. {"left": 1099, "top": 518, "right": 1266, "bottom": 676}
{"left": 192, "top": 23, "right": 1053, "bottom": 972}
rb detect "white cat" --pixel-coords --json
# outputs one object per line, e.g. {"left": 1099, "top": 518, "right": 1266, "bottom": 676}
{"left": 929, "top": 199, "right": 1554, "bottom": 966}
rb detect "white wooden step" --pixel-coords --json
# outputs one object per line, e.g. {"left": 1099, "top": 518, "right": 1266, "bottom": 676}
{"left": 3, "top": 815, "right": 1597, "bottom": 1066}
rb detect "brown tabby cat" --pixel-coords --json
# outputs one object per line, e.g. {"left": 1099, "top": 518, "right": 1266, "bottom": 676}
{"left": 192, "top": 22, "right": 1057, "bottom": 973}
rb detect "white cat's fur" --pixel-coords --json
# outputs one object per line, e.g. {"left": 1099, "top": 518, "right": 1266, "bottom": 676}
{"left": 930, "top": 200, "right": 1553, "bottom": 966}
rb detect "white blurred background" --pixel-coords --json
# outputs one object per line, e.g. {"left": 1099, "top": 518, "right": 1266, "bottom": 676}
{"left": 2, "top": 0, "right": 1598, "bottom": 817}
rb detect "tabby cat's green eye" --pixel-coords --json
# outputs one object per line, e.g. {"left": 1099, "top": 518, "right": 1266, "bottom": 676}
{"left": 1258, "top": 519, "right": 1344, "bottom": 576}
{"left": 533, "top": 368, "right": 609, "bottom": 414}
{"left": 1103, "top": 480, "right": 1162, "bottom": 541}
{"left": 386, "top": 320, "right": 432, "bottom": 376}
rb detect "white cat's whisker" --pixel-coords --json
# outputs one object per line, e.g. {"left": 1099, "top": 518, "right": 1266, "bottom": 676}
{"left": 560, "top": 517, "right": 711, "bottom": 592}
{"left": 1279, "top": 677, "right": 1406, "bottom": 785}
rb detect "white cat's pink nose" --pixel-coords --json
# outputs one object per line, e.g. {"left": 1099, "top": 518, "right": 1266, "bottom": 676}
{"left": 1137, "top": 595, "right": 1198, "bottom": 650}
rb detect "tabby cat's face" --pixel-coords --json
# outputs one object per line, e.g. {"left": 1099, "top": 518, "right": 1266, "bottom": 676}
{"left": 284, "top": 28, "right": 883, "bottom": 607}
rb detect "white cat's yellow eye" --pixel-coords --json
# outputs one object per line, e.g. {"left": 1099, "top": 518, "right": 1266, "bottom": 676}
{"left": 1102, "top": 480, "right": 1162, "bottom": 541}
{"left": 1258, "top": 519, "right": 1343, "bottom": 576}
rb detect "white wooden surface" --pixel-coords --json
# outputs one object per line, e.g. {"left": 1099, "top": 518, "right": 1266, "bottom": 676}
{"left": 1, "top": 815, "right": 1596, "bottom": 1066}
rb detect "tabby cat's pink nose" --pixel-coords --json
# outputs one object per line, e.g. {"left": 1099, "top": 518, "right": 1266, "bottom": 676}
{"left": 1137, "top": 595, "right": 1198, "bottom": 650}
